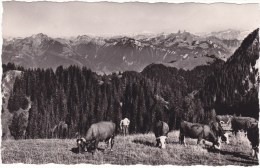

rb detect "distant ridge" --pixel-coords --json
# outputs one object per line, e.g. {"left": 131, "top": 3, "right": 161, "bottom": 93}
{"left": 2, "top": 30, "right": 244, "bottom": 73}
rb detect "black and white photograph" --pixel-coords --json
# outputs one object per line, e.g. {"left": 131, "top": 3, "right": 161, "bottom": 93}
{"left": 1, "top": 0, "right": 259, "bottom": 166}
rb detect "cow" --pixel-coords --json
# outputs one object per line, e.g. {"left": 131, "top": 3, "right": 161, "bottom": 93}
{"left": 247, "top": 123, "right": 259, "bottom": 158}
{"left": 154, "top": 120, "right": 169, "bottom": 149}
{"left": 51, "top": 121, "right": 68, "bottom": 139}
{"left": 120, "top": 118, "right": 130, "bottom": 136}
{"left": 77, "top": 121, "right": 116, "bottom": 153}
{"left": 179, "top": 120, "right": 221, "bottom": 149}
{"left": 76, "top": 138, "right": 86, "bottom": 153}
{"left": 209, "top": 121, "right": 229, "bottom": 144}
{"left": 231, "top": 117, "right": 258, "bottom": 136}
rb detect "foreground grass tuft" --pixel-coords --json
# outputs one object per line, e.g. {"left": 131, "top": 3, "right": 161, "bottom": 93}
{"left": 1, "top": 131, "right": 258, "bottom": 165}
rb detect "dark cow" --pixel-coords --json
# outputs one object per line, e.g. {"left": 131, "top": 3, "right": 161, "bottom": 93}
{"left": 51, "top": 121, "right": 68, "bottom": 139}
{"left": 154, "top": 120, "right": 169, "bottom": 149}
{"left": 76, "top": 138, "right": 86, "bottom": 153}
{"left": 231, "top": 117, "right": 258, "bottom": 136}
{"left": 179, "top": 120, "right": 221, "bottom": 149}
{"left": 247, "top": 123, "right": 259, "bottom": 158}
{"left": 77, "top": 121, "right": 116, "bottom": 153}
{"left": 209, "top": 121, "right": 229, "bottom": 144}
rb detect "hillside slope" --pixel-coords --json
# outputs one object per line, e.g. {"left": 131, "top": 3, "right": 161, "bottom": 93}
{"left": 200, "top": 28, "right": 259, "bottom": 118}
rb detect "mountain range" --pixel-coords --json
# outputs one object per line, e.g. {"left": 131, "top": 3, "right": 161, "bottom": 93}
{"left": 2, "top": 30, "right": 243, "bottom": 73}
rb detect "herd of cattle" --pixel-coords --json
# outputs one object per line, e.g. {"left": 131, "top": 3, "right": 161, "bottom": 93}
{"left": 76, "top": 115, "right": 259, "bottom": 159}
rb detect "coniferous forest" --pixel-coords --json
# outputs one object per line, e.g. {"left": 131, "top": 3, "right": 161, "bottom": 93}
{"left": 3, "top": 62, "right": 209, "bottom": 139}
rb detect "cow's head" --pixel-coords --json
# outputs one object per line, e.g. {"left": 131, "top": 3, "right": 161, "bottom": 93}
{"left": 76, "top": 138, "right": 86, "bottom": 153}
{"left": 158, "top": 136, "right": 167, "bottom": 149}
{"left": 84, "top": 139, "right": 96, "bottom": 151}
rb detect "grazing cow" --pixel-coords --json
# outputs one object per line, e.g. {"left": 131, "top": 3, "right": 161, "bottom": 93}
{"left": 58, "top": 121, "right": 68, "bottom": 139}
{"left": 209, "top": 121, "right": 229, "bottom": 144}
{"left": 120, "top": 118, "right": 130, "bottom": 136}
{"left": 179, "top": 120, "right": 220, "bottom": 149}
{"left": 51, "top": 121, "right": 68, "bottom": 139}
{"left": 78, "top": 121, "right": 116, "bottom": 153}
{"left": 231, "top": 117, "right": 258, "bottom": 136}
{"left": 76, "top": 138, "right": 86, "bottom": 153}
{"left": 154, "top": 120, "right": 169, "bottom": 149}
{"left": 247, "top": 123, "right": 259, "bottom": 158}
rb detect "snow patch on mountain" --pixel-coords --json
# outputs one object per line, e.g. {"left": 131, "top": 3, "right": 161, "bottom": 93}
{"left": 183, "top": 54, "right": 189, "bottom": 59}
{"left": 125, "top": 60, "right": 134, "bottom": 66}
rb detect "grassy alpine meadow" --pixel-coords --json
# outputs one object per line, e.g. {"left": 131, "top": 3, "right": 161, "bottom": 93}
{"left": 1, "top": 131, "right": 258, "bottom": 165}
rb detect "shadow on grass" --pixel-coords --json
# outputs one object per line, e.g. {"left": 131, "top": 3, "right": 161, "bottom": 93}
{"left": 132, "top": 139, "right": 155, "bottom": 147}
{"left": 133, "top": 139, "right": 181, "bottom": 148}
{"left": 169, "top": 140, "right": 180, "bottom": 145}
{"left": 70, "top": 147, "right": 79, "bottom": 154}
{"left": 207, "top": 147, "right": 258, "bottom": 163}
{"left": 227, "top": 158, "right": 259, "bottom": 165}
{"left": 70, "top": 147, "right": 105, "bottom": 154}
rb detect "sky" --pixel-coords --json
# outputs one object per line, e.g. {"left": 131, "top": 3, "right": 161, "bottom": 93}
{"left": 3, "top": 2, "right": 260, "bottom": 37}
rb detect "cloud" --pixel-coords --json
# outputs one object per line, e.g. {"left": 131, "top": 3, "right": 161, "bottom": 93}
{"left": 3, "top": 2, "right": 260, "bottom": 37}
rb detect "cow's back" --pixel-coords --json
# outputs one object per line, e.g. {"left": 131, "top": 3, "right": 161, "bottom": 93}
{"left": 239, "top": 117, "right": 258, "bottom": 123}
{"left": 162, "top": 122, "right": 169, "bottom": 135}
{"left": 180, "top": 121, "right": 204, "bottom": 138}
{"left": 88, "top": 121, "right": 115, "bottom": 140}
{"left": 231, "top": 117, "right": 258, "bottom": 131}
{"left": 154, "top": 121, "right": 169, "bottom": 138}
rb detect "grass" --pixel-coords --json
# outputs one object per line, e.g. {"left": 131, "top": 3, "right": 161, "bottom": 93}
{"left": 1, "top": 131, "right": 258, "bottom": 165}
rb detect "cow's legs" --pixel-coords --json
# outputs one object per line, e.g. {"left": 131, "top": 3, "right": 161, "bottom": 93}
{"left": 183, "top": 136, "right": 187, "bottom": 146}
{"left": 233, "top": 130, "right": 238, "bottom": 137}
{"left": 110, "top": 136, "right": 115, "bottom": 151}
{"left": 252, "top": 147, "right": 258, "bottom": 159}
{"left": 252, "top": 148, "right": 255, "bottom": 158}
{"left": 156, "top": 138, "right": 160, "bottom": 147}
{"left": 94, "top": 139, "right": 99, "bottom": 152}
{"left": 179, "top": 132, "right": 185, "bottom": 146}
{"left": 197, "top": 131, "right": 205, "bottom": 146}
{"left": 218, "top": 136, "right": 221, "bottom": 144}
{"left": 179, "top": 134, "right": 186, "bottom": 146}
{"left": 255, "top": 149, "right": 258, "bottom": 159}
{"left": 179, "top": 132, "right": 182, "bottom": 144}
{"left": 106, "top": 139, "right": 110, "bottom": 148}
{"left": 197, "top": 137, "right": 202, "bottom": 145}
